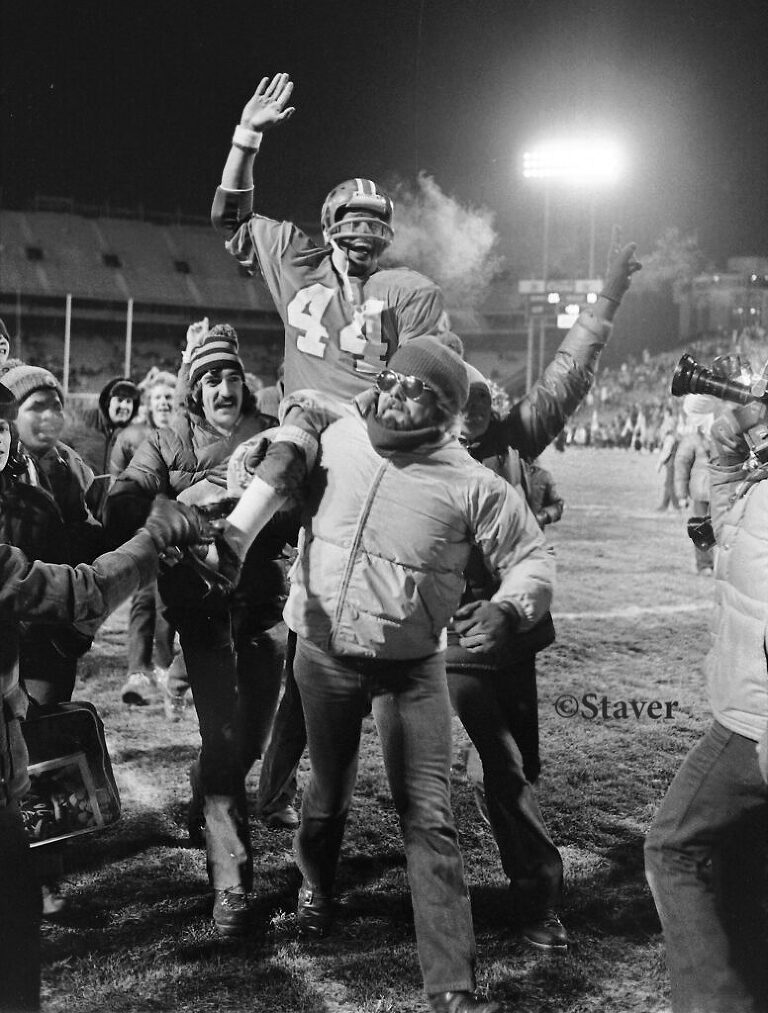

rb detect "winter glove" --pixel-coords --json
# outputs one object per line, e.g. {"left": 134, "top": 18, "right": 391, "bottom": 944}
{"left": 141, "top": 495, "right": 213, "bottom": 552}
{"left": 452, "top": 600, "right": 520, "bottom": 655}
{"left": 181, "top": 317, "right": 209, "bottom": 363}
{"left": 228, "top": 434, "right": 273, "bottom": 493}
{"left": 599, "top": 233, "right": 642, "bottom": 304}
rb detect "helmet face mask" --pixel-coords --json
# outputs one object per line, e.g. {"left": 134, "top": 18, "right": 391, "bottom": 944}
{"left": 321, "top": 179, "right": 394, "bottom": 253}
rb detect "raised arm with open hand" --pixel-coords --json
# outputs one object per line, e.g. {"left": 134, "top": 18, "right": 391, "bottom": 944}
{"left": 238, "top": 73, "right": 295, "bottom": 133}
{"left": 218, "top": 74, "right": 296, "bottom": 196}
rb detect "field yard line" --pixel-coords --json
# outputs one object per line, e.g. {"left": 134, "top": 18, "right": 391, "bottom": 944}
{"left": 553, "top": 601, "right": 712, "bottom": 620}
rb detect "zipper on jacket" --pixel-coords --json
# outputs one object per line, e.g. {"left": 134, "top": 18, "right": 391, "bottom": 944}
{"left": 330, "top": 458, "right": 390, "bottom": 643}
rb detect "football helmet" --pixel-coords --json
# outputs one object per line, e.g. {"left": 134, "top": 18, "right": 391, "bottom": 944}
{"left": 321, "top": 178, "right": 394, "bottom": 249}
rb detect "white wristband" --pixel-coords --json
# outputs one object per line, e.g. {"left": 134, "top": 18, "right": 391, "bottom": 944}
{"left": 232, "top": 125, "right": 262, "bottom": 152}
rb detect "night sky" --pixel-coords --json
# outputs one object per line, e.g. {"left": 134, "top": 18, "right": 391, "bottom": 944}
{"left": 3, "top": 0, "right": 768, "bottom": 270}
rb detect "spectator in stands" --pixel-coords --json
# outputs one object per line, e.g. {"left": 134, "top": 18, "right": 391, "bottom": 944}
{"left": 0, "top": 318, "right": 10, "bottom": 367}
{"left": 105, "top": 326, "right": 295, "bottom": 937}
{"left": 0, "top": 361, "right": 109, "bottom": 913}
{"left": 0, "top": 376, "right": 207, "bottom": 1013}
{"left": 109, "top": 371, "right": 179, "bottom": 706}
{"left": 645, "top": 401, "right": 768, "bottom": 1013}
{"left": 674, "top": 398, "right": 715, "bottom": 574}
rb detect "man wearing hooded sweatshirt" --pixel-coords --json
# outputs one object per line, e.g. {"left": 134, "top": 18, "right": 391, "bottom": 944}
{"left": 81, "top": 376, "right": 141, "bottom": 520}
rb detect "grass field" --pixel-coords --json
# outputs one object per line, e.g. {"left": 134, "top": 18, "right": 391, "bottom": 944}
{"left": 38, "top": 447, "right": 716, "bottom": 1013}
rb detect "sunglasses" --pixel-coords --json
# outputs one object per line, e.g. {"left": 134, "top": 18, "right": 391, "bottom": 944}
{"left": 375, "top": 369, "right": 433, "bottom": 401}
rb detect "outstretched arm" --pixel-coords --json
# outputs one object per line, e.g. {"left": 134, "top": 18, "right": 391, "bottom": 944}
{"left": 500, "top": 234, "right": 642, "bottom": 459}
{"left": 593, "top": 230, "right": 642, "bottom": 324}
{"left": 212, "top": 73, "right": 296, "bottom": 237}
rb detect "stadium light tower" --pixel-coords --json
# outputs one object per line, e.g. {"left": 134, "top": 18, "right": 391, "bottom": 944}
{"left": 523, "top": 137, "right": 624, "bottom": 281}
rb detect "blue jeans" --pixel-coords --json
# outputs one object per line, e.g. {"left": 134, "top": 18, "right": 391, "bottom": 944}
{"left": 293, "top": 638, "right": 476, "bottom": 995}
{"left": 162, "top": 559, "right": 285, "bottom": 893}
{"left": 257, "top": 630, "right": 303, "bottom": 814}
{"left": 126, "top": 580, "right": 175, "bottom": 673}
{"left": 644, "top": 720, "right": 768, "bottom": 1013}
{"left": 0, "top": 802, "right": 41, "bottom": 1012}
{"left": 447, "top": 659, "right": 563, "bottom": 911}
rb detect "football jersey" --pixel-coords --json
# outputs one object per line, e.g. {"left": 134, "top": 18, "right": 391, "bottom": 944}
{"left": 226, "top": 215, "right": 446, "bottom": 402}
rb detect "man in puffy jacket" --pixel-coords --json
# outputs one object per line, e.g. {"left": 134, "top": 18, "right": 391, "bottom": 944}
{"left": 224, "top": 337, "right": 553, "bottom": 1013}
{"left": 217, "top": 240, "right": 640, "bottom": 959}
{"left": 0, "top": 379, "right": 206, "bottom": 1013}
{"left": 105, "top": 325, "right": 296, "bottom": 937}
{"left": 645, "top": 399, "right": 768, "bottom": 1013}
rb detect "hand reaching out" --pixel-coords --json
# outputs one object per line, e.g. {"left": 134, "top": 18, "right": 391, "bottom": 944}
{"left": 240, "top": 73, "right": 296, "bottom": 133}
{"left": 184, "top": 317, "right": 209, "bottom": 359}
{"left": 601, "top": 228, "right": 642, "bottom": 303}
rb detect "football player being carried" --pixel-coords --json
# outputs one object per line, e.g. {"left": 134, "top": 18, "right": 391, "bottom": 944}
{"left": 205, "top": 72, "right": 450, "bottom": 549}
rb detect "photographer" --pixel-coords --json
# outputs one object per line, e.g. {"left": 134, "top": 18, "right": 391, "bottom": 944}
{"left": 645, "top": 394, "right": 768, "bottom": 1013}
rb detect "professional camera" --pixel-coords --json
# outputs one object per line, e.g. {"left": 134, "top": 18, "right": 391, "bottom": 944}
{"left": 671, "top": 353, "right": 768, "bottom": 466}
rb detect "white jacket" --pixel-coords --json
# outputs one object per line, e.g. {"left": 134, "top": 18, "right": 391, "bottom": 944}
{"left": 707, "top": 465, "right": 768, "bottom": 741}
{"left": 283, "top": 413, "right": 554, "bottom": 659}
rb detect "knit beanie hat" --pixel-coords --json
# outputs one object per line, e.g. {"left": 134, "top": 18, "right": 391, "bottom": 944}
{"left": 0, "top": 381, "right": 18, "bottom": 420}
{"left": 189, "top": 324, "right": 244, "bottom": 388}
{"left": 0, "top": 317, "right": 9, "bottom": 345}
{"left": 388, "top": 336, "right": 470, "bottom": 414}
{"left": 0, "top": 363, "right": 64, "bottom": 406}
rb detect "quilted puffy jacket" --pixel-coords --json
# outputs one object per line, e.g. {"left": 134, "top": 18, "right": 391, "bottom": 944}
{"left": 106, "top": 407, "right": 274, "bottom": 538}
{"left": 105, "top": 406, "right": 297, "bottom": 606}
{"left": 705, "top": 462, "right": 768, "bottom": 742}
{"left": 284, "top": 412, "right": 554, "bottom": 659}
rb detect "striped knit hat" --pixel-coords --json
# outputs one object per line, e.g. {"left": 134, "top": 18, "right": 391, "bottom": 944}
{"left": 189, "top": 324, "right": 244, "bottom": 388}
{"left": 0, "top": 363, "right": 64, "bottom": 406}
